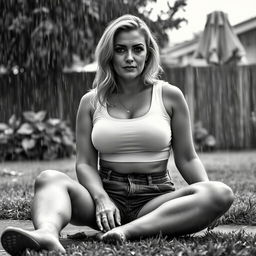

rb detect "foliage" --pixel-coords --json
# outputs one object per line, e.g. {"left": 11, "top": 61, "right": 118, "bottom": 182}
{"left": 0, "top": 0, "right": 187, "bottom": 75}
{"left": 193, "top": 121, "right": 216, "bottom": 151}
{"left": 0, "top": 111, "right": 75, "bottom": 161}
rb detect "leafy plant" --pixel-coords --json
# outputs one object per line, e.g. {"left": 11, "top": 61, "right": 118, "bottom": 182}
{"left": 193, "top": 121, "right": 216, "bottom": 151}
{"left": 0, "top": 111, "right": 75, "bottom": 161}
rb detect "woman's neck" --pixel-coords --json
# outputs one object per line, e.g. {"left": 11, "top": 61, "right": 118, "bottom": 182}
{"left": 116, "top": 77, "right": 144, "bottom": 95}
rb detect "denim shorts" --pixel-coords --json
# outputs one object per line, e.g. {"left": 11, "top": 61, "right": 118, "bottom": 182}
{"left": 99, "top": 167, "right": 175, "bottom": 224}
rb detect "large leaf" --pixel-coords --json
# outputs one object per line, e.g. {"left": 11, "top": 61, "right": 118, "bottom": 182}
{"left": 52, "top": 136, "right": 62, "bottom": 144}
{"left": 17, "top": 123, "right": 34, "bottom": 135}
{"left": 35, "top": 122, "right": 46, "bottom": 132}
{"left": 21, "top": 138, "right": 36, "bottom": 151}
{"left": 47, "top": 118, "right": 61, "bottom": 127}
{"left": 0, "top": 123, "right": 9, "bottom": 132}
{"left": 23, "top": 111, "right": 47, "bottom": 123}
{"left": 8, "top": 115, "right": 21, "bottom": 129}
{"left": 4, "top": 128, "right": 14, "bottom": 135}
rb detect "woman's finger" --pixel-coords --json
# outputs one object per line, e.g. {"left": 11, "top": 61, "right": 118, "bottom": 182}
{"left": 101, "top": 214, "right": 110, "bottom": 231}
{"left": 107, "top": 211, "right": 116, "bottom": 229}
{"left": 96, "top": 213, "right": 103, "bottom": 231}
{"left": 114, "top": 209, "right": 121, "bottom": 226}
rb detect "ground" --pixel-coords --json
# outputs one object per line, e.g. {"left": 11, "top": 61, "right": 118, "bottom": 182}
{"left": 0, "top": 150, "right": 256, "bottom": 255}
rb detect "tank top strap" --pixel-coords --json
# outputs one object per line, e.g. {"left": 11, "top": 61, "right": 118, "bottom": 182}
{"left": 152, "top": 81, "right": 170, "bottom": 120}
{"left": 93, "top": 101, "right": 108, "bottom": 124}
{"left": 149, "top": 82, "right": 157, "bottom": 109}
{"left": 151, "top": 81, "right": 163, "bottom": 109}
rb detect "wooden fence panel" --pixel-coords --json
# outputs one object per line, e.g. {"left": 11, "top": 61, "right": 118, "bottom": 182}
{"left": 240, "top": 66, "right": 252, "bottom": 148}
{"left": 1, "top": 65, "right": 255, "bottom": 149}
{"left": 163, "top": 67, "right": 186, "bottom": 92}
{"left": 249, "top": 65, "right": 256, "bottom": 147}
{"left": 223, "top": 66, "right": 242, "bottom": 149}
{"left": 163, "top": 65, "right": 256, "bottom": 149}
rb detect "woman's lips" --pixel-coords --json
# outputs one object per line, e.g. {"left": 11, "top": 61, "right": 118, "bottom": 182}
{"left": 123, "top": 66, "right": 136, "bottom": 71}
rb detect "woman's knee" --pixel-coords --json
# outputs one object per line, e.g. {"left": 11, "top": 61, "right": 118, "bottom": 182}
{"left": 199, "top": 181, "right": 234, "bottom": 213}
{"left": 34, "top": 169, "right": 69, "bottom": 190}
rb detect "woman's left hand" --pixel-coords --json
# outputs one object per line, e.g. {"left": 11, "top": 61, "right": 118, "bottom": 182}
{"left": 95, "top": 197, "right": 121, "bottom": 232}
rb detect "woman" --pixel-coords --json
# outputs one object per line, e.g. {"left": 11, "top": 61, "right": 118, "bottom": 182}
{"left": 1, "top": 14, "right": 234, "bottom": 255}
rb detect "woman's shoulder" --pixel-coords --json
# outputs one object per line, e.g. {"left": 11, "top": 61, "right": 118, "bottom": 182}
{"left": 156, "top": 80, "right": 184, "bottom": 101}
{"left": 80, "top": 89, "right": 96, "bottom": 102}
{"left": 80, "top": 89, "right": 97, "bottom": 104}
{"left": 153, "top": 80, "right": 184, "bottom": 117}
{"left": 79, "top": 89, "right": 98, "bottom": 114}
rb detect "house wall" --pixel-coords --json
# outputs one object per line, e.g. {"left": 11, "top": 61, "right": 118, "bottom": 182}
{"left": 238, "top": 28, "right": 256, "bottom": 64}
{"left": 162, "top": 20, "right": 256, "bottom": 66}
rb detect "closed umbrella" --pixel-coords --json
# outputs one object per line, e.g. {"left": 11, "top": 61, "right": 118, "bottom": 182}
{"left": 194, "top": 11, "right": 246, "bottom": 64}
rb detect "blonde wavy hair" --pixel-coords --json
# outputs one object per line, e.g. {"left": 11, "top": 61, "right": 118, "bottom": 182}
{"left": 92, "top": 14, "right": 162, "bottom": 106}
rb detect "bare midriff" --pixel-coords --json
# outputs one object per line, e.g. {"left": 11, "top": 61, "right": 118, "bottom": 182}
{"left": 99, "top": 159, "right": 168, "bottom": 174}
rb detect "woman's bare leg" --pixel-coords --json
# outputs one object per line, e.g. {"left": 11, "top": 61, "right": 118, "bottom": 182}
{"left": 102, "top": 181, "right": 234, "bottom": 241}
{"left": 4, "top": 170, "right": 97, "bottom": 253}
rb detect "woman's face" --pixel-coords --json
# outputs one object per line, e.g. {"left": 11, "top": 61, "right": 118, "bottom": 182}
{"left": 112, "top": 29, "right": 148, "bottom": 82}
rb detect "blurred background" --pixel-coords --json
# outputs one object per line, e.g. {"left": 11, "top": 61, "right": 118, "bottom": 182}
{"left": 0, "top": 0, "right": 256, "bottom": 161}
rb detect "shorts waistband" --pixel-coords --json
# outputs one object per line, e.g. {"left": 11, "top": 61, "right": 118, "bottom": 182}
{"left": 99, "top": 167, "right": 168, "bottom": 184}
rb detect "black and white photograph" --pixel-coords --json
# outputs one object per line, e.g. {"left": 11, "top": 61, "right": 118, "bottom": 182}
{"left": 0, "top": 0, "right": 256, "bottom": 255}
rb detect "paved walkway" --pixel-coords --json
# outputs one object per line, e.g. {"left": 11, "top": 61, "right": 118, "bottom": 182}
{"left": 0, "top": 220, "right": 255, "bottom": 255}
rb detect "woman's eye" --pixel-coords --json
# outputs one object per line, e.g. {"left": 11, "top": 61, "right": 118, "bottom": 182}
{"left": 115, "top": 47, "right": 125, "bottom": 53}
{"left": 134, "top": 47, "right": 144, "bottom": 53}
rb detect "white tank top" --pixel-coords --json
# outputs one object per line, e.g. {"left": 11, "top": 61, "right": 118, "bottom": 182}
{"left": 91, "top": 80, "right": 172, "bottom": 162}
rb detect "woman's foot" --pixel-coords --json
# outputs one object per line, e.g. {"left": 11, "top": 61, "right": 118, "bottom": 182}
{"left": 100, "top": 228, "right": 127, "bottom": 243}
{"left": 1, "top": 226, "right": 65, "bottom": 255}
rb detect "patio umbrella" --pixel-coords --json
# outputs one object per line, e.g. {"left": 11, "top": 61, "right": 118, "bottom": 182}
{"left": 194, "top": 11, "right": 246, "bottom": 64}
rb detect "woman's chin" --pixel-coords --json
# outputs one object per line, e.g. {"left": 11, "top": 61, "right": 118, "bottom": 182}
{"left": 118, "top": 73, "right": 140, "bottom": 81}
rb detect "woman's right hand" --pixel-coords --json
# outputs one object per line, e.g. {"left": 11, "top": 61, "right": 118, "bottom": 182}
{"left": 95, "top": 197, "right": 121, "bottom": 232}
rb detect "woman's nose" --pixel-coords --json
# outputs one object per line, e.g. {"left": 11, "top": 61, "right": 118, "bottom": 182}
{"left": 126, "top": 50, "right": 134, "bottom": 63}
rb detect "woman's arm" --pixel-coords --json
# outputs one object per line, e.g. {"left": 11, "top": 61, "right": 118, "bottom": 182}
{"left": 76, "top": 91, "right": 108, "bottom": 200}
{"left": 76, "top": 91, "right": 121, "bottom": 230}
{"left": 163, "top": 84, "right": 209, "bottom": 184}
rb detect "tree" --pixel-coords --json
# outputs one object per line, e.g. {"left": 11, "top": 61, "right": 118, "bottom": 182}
{"left": 0, "top": 0, "right": 187, "bottom": 75}
{"left": 94, "top": 0, "right": 187, "bottom": 48}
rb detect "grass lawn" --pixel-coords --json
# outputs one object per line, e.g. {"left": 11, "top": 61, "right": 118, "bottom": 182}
{"left": 169, "top": 151, "right": 256, "bottom": 226}
{"left": 0, "top": 151, "right": 256, "bottom": 255}
{"left": 24, "top": 232, "right": 256, "bottom": 256}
